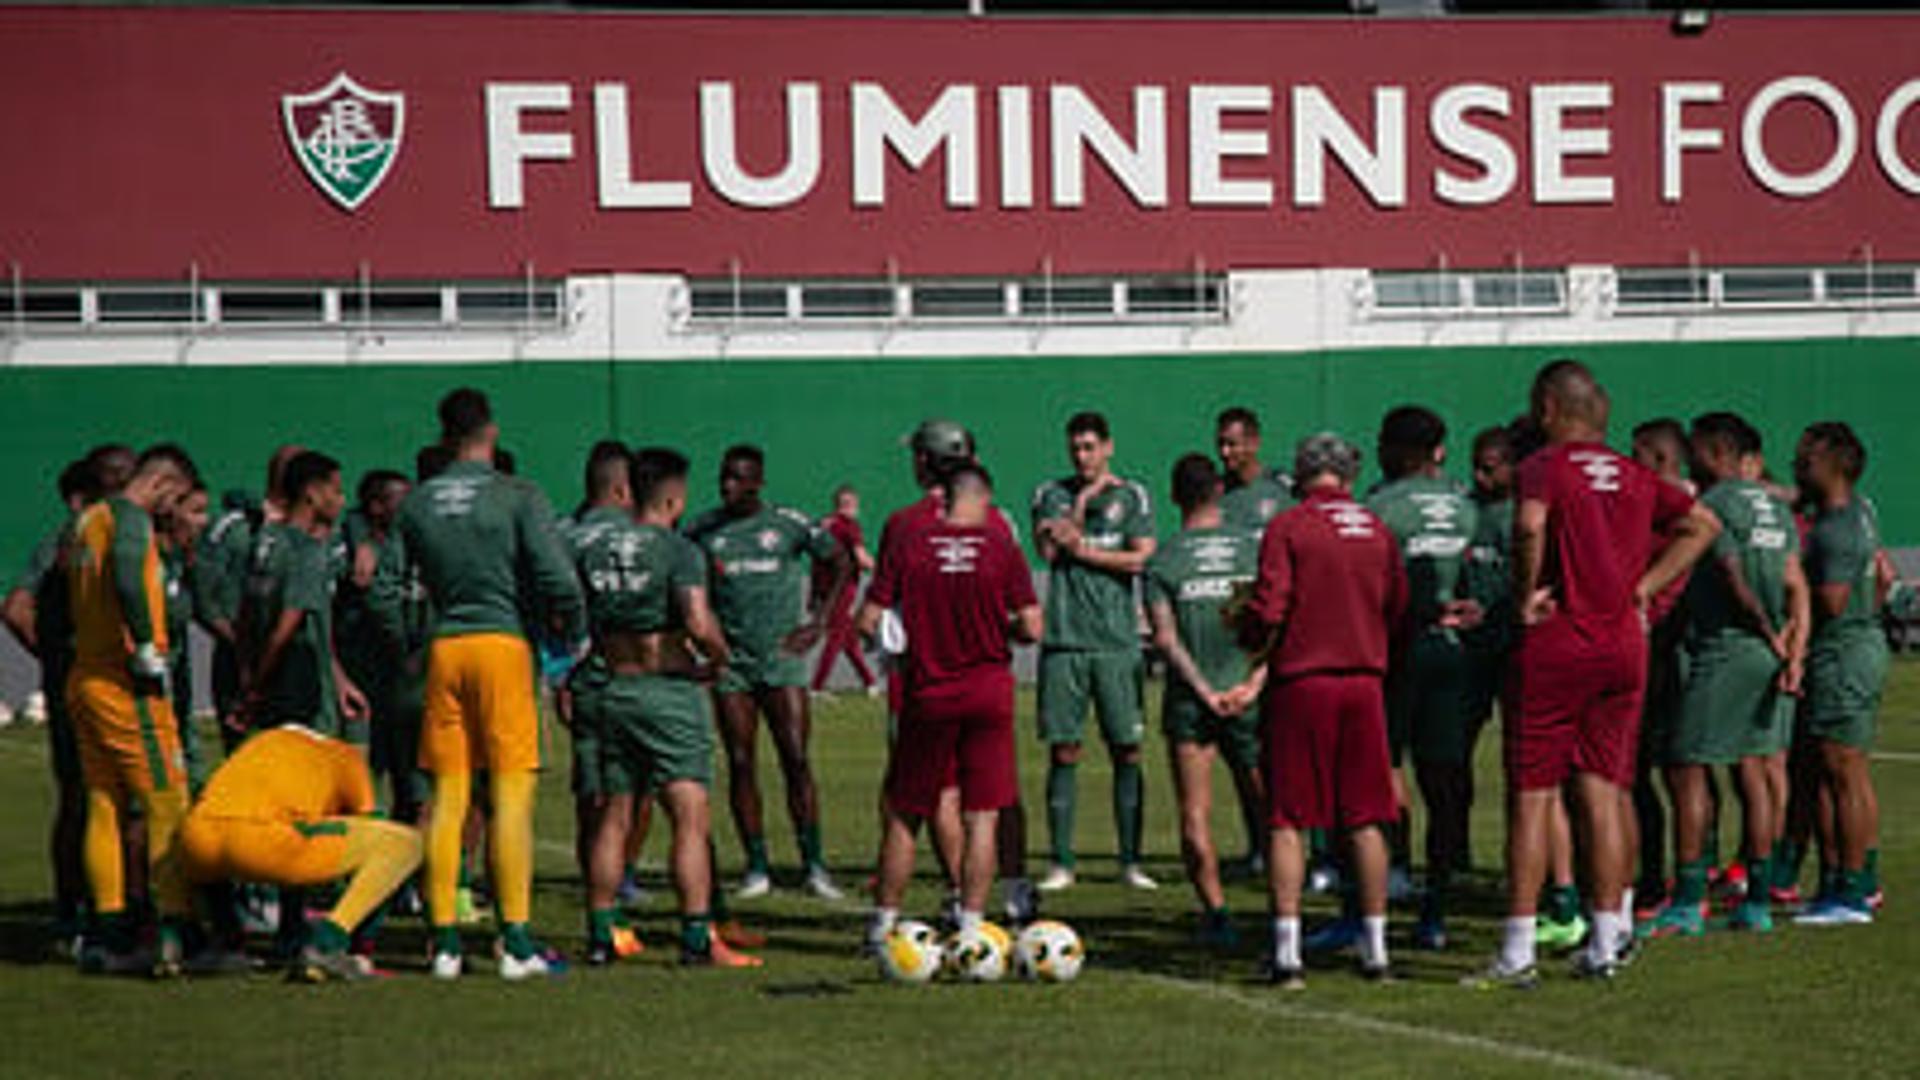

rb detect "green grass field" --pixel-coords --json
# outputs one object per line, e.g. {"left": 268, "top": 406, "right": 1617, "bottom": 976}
{"left": 2, "top": 663, "right": 1917, "bottom": 1079}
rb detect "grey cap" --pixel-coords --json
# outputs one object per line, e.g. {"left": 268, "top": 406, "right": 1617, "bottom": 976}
{"left": 1293, "top": 431, "right": 1361, "bottom": 486}
{"left": 905, "top": 418, "right": 975, "bottom": 461}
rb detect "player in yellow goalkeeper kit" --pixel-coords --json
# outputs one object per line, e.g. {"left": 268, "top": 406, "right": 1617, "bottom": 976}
{"left": 179, "top": 723, "right": 421, "bottom": 982}
{"left": 66, "top": 445, "right": 198, "bottom": 977}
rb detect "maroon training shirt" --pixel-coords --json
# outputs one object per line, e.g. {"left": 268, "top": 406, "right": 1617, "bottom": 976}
{"left": 1247, "top": 488, "right": 1408, "bottom": 680}
{"left": 1515, "top": 442, "right": 1695, "bottom": 630}
{"left": 814, "top": 511, "right": 863, "bottom": 602}
{"left": 867, "top": 519, "right": 1037, "bottom": 692}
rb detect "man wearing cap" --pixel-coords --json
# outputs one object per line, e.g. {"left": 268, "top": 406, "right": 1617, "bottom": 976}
{"left": 1031, "top": 411, "right": 1158, "bottom": 893}
{"left": 870, "top": 420, "right": 1036, "bottom": 923}
{"left": 1235, "top": 432, "right": 1406, "bottom": 988}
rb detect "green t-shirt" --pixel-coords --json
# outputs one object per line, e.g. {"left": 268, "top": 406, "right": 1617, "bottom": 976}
{"left": 1806, "top": 496, "right": 1883, "bottom": 656}
{"left": 1688, "top": 479, "right": 1798, "bottom": 647}
{"left": 161, "top": 542, "right": 194, "bottom": 716}
{"left": 1145, "top": 524, "right": 1260, "bottom": 694}
{"left": 193, "top": 502, "right": 255, "bottom": 629}
{"left": 1219, "top": 468, "right": 1293, "bottom": 537}
{"left": 1366, "top": 473, "right": 1478, "bottom": 632}
{"left": 376, "top": 460, "right": 584, "bottom": 643}
{"left": 242, "top": 522, "right": 337, "bottom": 727}
{"left": 1459, "top": 496, "right": 1514, "bottom": 656}
{"left": 1031, "top": 475, "right": 1154, "bottom": 652}
{"left": 683, "top": 503, "right": 836, "bottom": 654}
{"left": 571, "top": 507, "right": 707, "bottom": 637}
{"left": 16, "top": 520, "right": 74, "bottom": 675}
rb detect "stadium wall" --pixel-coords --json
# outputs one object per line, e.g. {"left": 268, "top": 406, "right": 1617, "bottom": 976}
{"left": 4, "top": 335, "right": 1914, "bottom": 566}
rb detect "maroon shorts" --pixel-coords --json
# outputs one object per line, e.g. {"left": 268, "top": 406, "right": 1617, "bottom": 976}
{"left": 1263, "top": 673, "right": 1396, "bottom": 831}
{"left": 885, "top": 670, "right": 1017, "bottom": 816}
{"left": 1505, "top": 614, "right": 1647, "bottom": 791}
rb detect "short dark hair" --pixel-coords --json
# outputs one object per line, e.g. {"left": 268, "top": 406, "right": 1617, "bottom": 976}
{"left": 282, "top": 451, "right": 340, "bottom": 505}
{"left": 632, "top": 446, "right": 691, "bottom": 507}
{"left": 1470, "top": 425, "right": 1513, "bottom": 462}
{"left": 85, "top": 443, "right": 136, "bottom": 496}
{"left": 722, "top": 444, "right": 764, "bottom": 471}
{"left": 414, "top": 443, "right": 454, "bottom": 483}
{"left": 939, "top": 461, "right": 994, "bottom": 506}
{"left": 832, "top": 483, "right": 857, "bottom": 504}
{"left": 583, "top": 440, "right": 631, "bottom": 501}
{"left": 438, "top": 387, "right": 493, "bottom": 445}
{"left": 1215, "top": 407, "right": 1260, "bottom": 436}
{"left": 493, "top": 447, "right": 516, "bottom": 475}
{"left": 136, "top": 443, "right": 200, "bottom": 487}
{"left": 1377, "top": 405, "right": 1447, "bottom": 479}
{"left": 1170, "top": 453, "right": 1222, "bottom": 513}
{"left": 357, "top": 469, "right": 408, "bottom": 507}
{"left": 1633, "top": 417, "right": 1687, "bottom": 452}
{"left": 1505, "top": 415, "right": 1546, "bottom": 463}
{"left": 1690, "top": 412, "right": 1758, "bottom": 458}
{"left": 1066, "top": 411, "right": 1110, "bottom": 441}
{"left": 57, "top": 460, "right": 93, "bottom": 503}
{"left": 1804, "top": 421, "right": 1866, "bottom": 482}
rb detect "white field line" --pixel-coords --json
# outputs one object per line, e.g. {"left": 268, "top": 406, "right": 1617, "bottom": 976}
{"left": 1133, "top": 972, "right": 1672, "bottom": 1080}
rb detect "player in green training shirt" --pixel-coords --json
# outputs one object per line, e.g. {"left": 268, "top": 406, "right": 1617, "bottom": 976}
{"left": 1146, "top": 454, "right": 1266, "bottom": 947}
{"left": 683, "top": 444, "right": 851, "bottom": 902}
{"left": 1643, "top": 413, "right": 1809, "bottom": 938}
{"left": 194, "top": 489, "right": 258, "bottom": 749}
{"left": 372, "top": 388, "right": 585, "bottom": 980}
{"left": 1, "top": 454, "right": 112, "bottom": 949}
{"left": 570, "top": 447, "right": 762, "bottom": 969}
{"left": 1032, "top": 411, "right": 1158, "bottom": 892}
{"left": 1366, "top": 406, "right": 1480, "bottom": 951}
{"left": 237, "top": 453, "right": 365, "bottom": 740}
{"left": 1792, "top": 422, "right": 1891, "bottom": 926}
{"left": 1216, "top": 406, "right": 1294, "bottom": 536}
{"left": 1212, "top": 406, "right": 1293, "bottom": 877}
{"left": 159, "top": 483, "right": 211, "bottom": 791}
{"left": 335, "top": 468, "right": 423, "bottom": 823}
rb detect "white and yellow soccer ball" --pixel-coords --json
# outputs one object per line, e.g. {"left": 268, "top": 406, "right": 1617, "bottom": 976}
{"left": 1013, "top": 920, "right": 1085, "bottom": 983}
{"left": 946, "top": 922, "right": 1010, "bottom": 983}
{"left": 878, "top": 920, "right": 946, "bottom": 985}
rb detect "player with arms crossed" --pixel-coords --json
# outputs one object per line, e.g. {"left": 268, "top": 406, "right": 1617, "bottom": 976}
{"left": 1468, "top": 361, "right": 1718, "bottom": 988}
{"left": 373, "top": 388, "right": 585, "bottom": 980}
{"left": 1032, "top": 411, "right": 1158, "bottom": 892}
{"left": 684, "top": 445, "right": 851, "bottom": 901}
{"left": 1146, "top": 454, "right": 1266, "bottom": 948}
{"left": 860, "top": 463, "right": 1042, "bottom": 943}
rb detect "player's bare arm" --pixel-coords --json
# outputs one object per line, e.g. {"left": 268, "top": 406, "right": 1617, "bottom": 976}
{"left": 332, "top": 655, "right": 369, "bottom": 722}
{"left": 240, "top": 606, "right": 306, "bottom": 723}
{"left": 1, "top": 587, "right": 38, "bottom": 656}
{"left": 1511, "top": 496, "right": 1554, "bottom": 625}
{"left": 786, "top": 542, "right": 851, "bottom": 655}
{"left": 1011, "top": 603, "right": 1044, "bottom": 645}
{"left": 1063, "top": 533, "right": 1156, "bottom": 575}
{"left": 1780, "top": 551, "right": 1812, "bottom": 693}
{"left": 1715, "top": 549, "right": 1784, "bottom": 653}
{"left": 1634, "top": 503, "right": 1721, "bottom": 610}
{"left": 1148, "top": 597, "right": 1220, "bottom": 711}
{"left": 680, "top": 584, "right": 733, "bottom": 672}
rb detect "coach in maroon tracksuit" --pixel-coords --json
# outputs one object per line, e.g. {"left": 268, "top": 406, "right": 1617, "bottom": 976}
{"left": 858, "top": 463, "right": 1042, "bottom": 944}
{"left": 1237, "top": 433, "right": 1407, "bottom": 988}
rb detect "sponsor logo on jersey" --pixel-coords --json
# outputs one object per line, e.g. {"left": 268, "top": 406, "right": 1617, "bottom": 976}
{"left": 1572, "top": 451, "right": 1623, "bottom": 493}
{"left": 282, "top": 73, "right": 405, "bottom": 212}
{"left": 931, "top": 534, "right": 985, "bottom": 574}
{"left": 1323, "top": 501, "right": 1376, "bottom": 538}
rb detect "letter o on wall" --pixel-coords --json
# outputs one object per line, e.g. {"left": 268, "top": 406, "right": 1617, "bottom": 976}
{"left": 1741, "top": 76, "right": 1857, "bottom": 198}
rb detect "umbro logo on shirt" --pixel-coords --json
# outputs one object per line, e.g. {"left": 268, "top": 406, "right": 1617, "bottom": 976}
{"left": 931, "top": 535, "right": 985, "bottom": 574}
{"left": 1322, "top": 502, "right": 1376, "bottom": 539}
{"left": 1572, "top": 451, "right": 1623, "bottom": 493}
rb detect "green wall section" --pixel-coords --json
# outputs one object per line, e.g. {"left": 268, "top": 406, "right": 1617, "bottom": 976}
{"left": 2, "top": 337, "right": 1915, "bottom": 569}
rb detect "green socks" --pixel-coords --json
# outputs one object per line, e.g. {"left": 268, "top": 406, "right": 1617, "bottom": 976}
{"left": 1545, "top": 883, "right": 1581, "bottom": 924}
{"left": 1744, "top": 858, "right": 1771, "bottom": 905}
{"left": 681, "top": 913, "right": 712, "bottom": 955}
{"left": 587, "top": 908, "right": 618, "bottom": 947}
{"left": 798, "top": 823, "right": 824, "bottom": 871}
{"left": 500, "top": 922, "right": 537, "bottom": 962}
{"left": 744, "top": 834, "right": 770, "bottom": 877}
{"left": 1771, "top": 840, "right": 1804, "bottom": 891}
{"left": 310, "top": 918, "right": 352, "bottom": 955}
{"left": 1114, "top": 759, "right": 1144, "bottom": 866}
{"left": 1047, "top": 761, "right": 1078, "bottom": 869}
{"left": 432, "top": 925, "right": 461, "bottom": 956}
{"left": 1864, "top": 848, "right": 1881, "bottom": 897}
{"left": 1673, "top": 857, "right": 1710, "bottom": 906}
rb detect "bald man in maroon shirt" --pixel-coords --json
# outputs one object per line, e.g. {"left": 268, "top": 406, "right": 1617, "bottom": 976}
{"left": 858, "top": 463, "right": 1042, "bottom": 946}
{"left": 1236, "top": 432, "right": 1407, "bottom": 988}
{"left": 1468, "top": 360, "right": 1719, "bottom": 990}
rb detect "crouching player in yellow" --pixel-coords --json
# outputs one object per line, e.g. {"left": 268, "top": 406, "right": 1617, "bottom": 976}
{"left": 179, "top": 723, "right": 421, "bottom": 982}
{"left": 67, "top": 444, "right": 199, "bottom": 976}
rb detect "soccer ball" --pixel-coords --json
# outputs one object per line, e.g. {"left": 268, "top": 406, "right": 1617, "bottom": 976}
{"left": 946, "top": 923, "right": 1009, "bottom": 983}
{"left": 877, "top": 920, "right": 945, "bottom": 984}
{"left": 1013, "top": 920, "right": 1085, "bottom": 983}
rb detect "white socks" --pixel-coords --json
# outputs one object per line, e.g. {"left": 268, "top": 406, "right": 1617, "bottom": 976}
{"left": 1500, "top": 916, "right": 1537, "bottom": 972}
{"left": 958, "top": 909, "right": 984, "bottom": 933}
{"left": 867, "top": 906, "right": 900, "bottom": 946}
{"left": 1271, "top": 917, "right": 1302, "bottom": 969}
{"left": 1359, "top": 916, "right": 1389, "bottom": 970}
{"left": 1590, "top": 910, "right": 1624, "bottom": 965}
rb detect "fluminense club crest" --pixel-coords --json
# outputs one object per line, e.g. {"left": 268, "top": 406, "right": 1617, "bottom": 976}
{"left": 282, "top": 72, "right": 404, "bottom": 211}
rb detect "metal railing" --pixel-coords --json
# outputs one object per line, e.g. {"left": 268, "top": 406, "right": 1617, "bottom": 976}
{"left": 675, "top": 269, "right": 1230, "bottom": 330}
